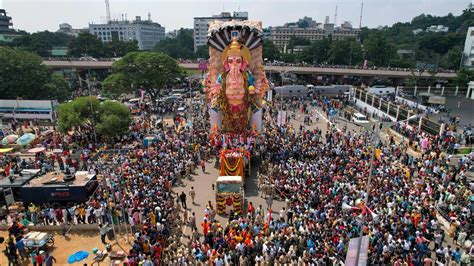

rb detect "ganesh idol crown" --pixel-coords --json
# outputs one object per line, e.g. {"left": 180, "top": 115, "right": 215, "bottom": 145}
{"left": 203, "top": 20, "right": 270, "bottom": 142}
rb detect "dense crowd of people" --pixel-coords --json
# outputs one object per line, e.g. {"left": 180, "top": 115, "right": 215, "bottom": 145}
{"left": 1, "top": 94, "right": 472, "bottom": 265}
{"left": 157, "top": 99, "right": 472, "bottom": 265}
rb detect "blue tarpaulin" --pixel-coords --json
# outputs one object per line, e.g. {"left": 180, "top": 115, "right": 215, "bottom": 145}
{"left": 67, "top": 251, "right": 89, "bottom": 264}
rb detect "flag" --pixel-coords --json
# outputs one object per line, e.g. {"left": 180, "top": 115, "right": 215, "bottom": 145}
{"left": 375, "top": 148, "right": 381, "bottom": 160}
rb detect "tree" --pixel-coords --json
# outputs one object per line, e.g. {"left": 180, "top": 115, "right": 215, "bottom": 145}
{"left": 0, "top": 47, "right": 49, "bottom": 99}
{"left": 364, "top": 32, "right": 396, "bottom": 66}
{"left": 262, "top": 40, "right": 281, "bottom": 61}
{"left": 299, "top": 38, "right": 331, "bottom": 64}
{"left": 327, "top": 39, "right": 363, "bottom": 65}
{"left": 195, "top": 45, "right": 210, "bottom": 60}
{"left": 10, "top": 31, "right": 73, "bottom": 57}
{"left": 453, "top": 69, "right": 474, "bottom": 87}
{"left": 102, "top": 52, "right": 183, "bottom": 100}
{"left": 104, "top": 40, "right": 139, "bottom": 57}
{"left": 96, "top": 101, "right": 132, "bottom": 138}
{"left": 101, "top": 73, "right": 129, "bottom": 99}
{"left": 57, "top": 96, "right": 100, "bottom": 133}
{"left": 57, "top": 96, "right": 131, "bottom": 138}
{"left": 68, "top": 32, "right": 104, "bottom": 58}
{"left": 44, "top": 73, "right": 72, "bottom": 102}
{"left": 154, "top": 28, "right": 195, "bottom": 59}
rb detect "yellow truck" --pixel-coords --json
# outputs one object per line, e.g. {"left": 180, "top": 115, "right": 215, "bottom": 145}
{"left": 215, "top": 176, "right": 244, "bottom": 215}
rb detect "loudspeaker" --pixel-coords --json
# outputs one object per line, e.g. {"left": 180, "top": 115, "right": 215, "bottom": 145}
{"left": 342, "top": 202, "right": 353, "bottom": 211}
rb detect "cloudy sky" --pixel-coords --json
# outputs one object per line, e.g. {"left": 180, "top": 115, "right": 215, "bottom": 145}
{"left": 2, "top": 0, "right": 470, "bottom": 33}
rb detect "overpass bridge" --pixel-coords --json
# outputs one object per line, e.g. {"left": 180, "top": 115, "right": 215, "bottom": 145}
{"left": 42, "top": 60, "right": 457, "bottom": 80}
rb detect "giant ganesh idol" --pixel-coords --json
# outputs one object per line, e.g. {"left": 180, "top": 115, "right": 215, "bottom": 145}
{"left": 203, "top": 21, "right": 269, "bottom": 143}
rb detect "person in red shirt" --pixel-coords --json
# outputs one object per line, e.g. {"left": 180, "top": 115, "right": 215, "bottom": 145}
{"left": 35, "top": 250, "right": 44, "bottom": 265}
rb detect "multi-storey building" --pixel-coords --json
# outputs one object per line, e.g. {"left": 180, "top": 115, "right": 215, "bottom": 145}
{"left": 193, "top": 11, "right": 248, "bottom": 52}
{"left": 57, "top": 23, "right": 87, "bottom": 37}
{"left": 425, "top": 25, "right": 449, "bottom": 33}
{"left": 89, "top": 16, "right": 165, "bottom": 50}
{"left": 0, "top": 9, "right": 21, "bottom": 43}
{"left": 0, "top": 9, "right": 13, "bottom": 34}
{"left": 270, "top": 18, "right": 361, "bottom": 52}
{"left": 462, "top": 27, "right": 474, "bottom": 69}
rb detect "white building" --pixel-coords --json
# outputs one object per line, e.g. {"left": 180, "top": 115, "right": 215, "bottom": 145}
{"left": 462, "top": 27, "right": 474, "bottom": 69}
{"left": 270, "top": 19, "right": 361, "bottom": 52}
{"left": 425, "top": 25, "right": 449, "bottom": 33}
{"left": 89, "top": 16, "right": 165, "bottom": 50}
{"left": 0, "top": 99, "right": 58, "bottom": 122}
{"left": 193, "top": 11, "right": 248, "bottom": 52}
{"left": 57, "top": 23, "right": 87, "bottom": 37}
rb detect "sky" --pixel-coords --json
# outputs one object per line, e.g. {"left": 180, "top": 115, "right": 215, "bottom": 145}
{"left": 1, "top": 0, "right": 471, "bottom": 33}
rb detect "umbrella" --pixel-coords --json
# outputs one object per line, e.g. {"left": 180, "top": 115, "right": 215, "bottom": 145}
{"left": 2, "top": 135, "right": 18, "bottom": 145}
{"left": 0, "top": 148, "right": 14, "bottom": 154}
{"left": 16, "top": 133, "right": 36, "bottom": 146}
{"left": 27, "top": 147, "right": 46, "bottom": 154}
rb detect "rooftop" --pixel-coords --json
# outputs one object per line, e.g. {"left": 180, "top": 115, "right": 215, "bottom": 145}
{"left": 25, "top": 171, "right": 96, "bottom": 187}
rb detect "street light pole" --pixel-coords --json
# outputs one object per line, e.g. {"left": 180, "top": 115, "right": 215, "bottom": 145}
{"left": 86, "top": 70, "right": 98, "bottom": 147}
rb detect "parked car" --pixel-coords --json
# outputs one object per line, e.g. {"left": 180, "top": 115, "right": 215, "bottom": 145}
{"left": 79, "top": 56, "right": 98, "bottom": 61}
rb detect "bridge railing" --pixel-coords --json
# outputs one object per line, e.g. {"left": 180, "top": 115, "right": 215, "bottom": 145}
{"left": 353, "top": 88, "right": 441, "bottom": 136}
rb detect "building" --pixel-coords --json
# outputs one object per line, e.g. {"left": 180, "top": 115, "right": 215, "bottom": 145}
{"left": 0, "top": 9, "right": 21, "bottom": 43}
{"left": 412, "top": 29, "right": 423, "bottom": 35}
{"left": 166, "top": 29, "right": 179, "bottom": 39}
{"left": 425, "top": 25, "right": 449, "bottom": 33}
{"left": 270, "top": 18, "right": 361, "bottom": 52}
{"left": 89, "top": 16, "right": 165, "bottom": 50}
{"left": 0, "top": 99, "right": 58, "bottom": 122}
{"left": 193, "top": 11, "right": 248, "bottom": 52}
{"left": 0, "top": 9, "right": 13, "bottom": 34}
{"left": 57, "top": 23, "right": 87, "bottom": 37}
{"left": 397, "top": 49, "right": 415, "bottom": 59}
{"left": 462, "top": 26, "right": 474, "bottom": 69}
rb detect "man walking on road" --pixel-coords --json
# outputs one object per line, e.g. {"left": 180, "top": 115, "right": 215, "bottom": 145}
{"left": 98, "top": 223, "right": 108, "bottom": 244}
{"left": 179, "top": 191, "right": 187, "bottom": 209}
{"left": 200, "top": 159, "right": 206, "bottom": 173}
{"left": 189, "top": 187, "right": 196, "bottom": 204}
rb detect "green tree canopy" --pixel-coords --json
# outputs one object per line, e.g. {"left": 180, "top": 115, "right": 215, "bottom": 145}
{"left": 57, "top": 96, "right": 131, "bottom": 138}
{"left": 96, "top": 101, "right": 132, "bottom": 138}
{"left": 155, "top": 28, "right": 195, "bottom": 59}
{"left": 0, "top": 47, "right": 71, "bottom": 100}
{"left": 104, "top": 39, "right": 139, "bottom": 57}
{"left": 10, "top": 31, "right": 73, "bottom": 57}
{"left": 262, "top": 40, "right": 281, "bottom": 62}
{"left": 102, "top": 51, "right": 184, "bottom": 100}
{"left": 68, "top": 32, "right": 105, "bottom": 58}
{"left": 195, "top": 45, "right": 210, "bottom": 60}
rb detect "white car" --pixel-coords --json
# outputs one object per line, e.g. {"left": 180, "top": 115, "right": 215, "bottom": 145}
{"left": 352, "top": 112, "right": 370, "bottom": 124}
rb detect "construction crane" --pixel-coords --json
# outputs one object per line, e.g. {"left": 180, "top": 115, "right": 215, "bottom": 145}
{"left": 105, "top": 0, "right": 111, "bottom": 23}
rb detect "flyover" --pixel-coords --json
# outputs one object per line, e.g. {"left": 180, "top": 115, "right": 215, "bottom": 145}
{"left": 42, "top": 60, "right": 457, "bottom": 80}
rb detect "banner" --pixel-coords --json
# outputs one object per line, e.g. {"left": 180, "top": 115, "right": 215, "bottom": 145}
{"left": 277, "top": 111, "right": 287, "bottom": 126}
{"left": 267, "top": 90, "right": 273, "bottom": 102}
{"left": 345, "top": 236, "right": 369, "bottom": 266}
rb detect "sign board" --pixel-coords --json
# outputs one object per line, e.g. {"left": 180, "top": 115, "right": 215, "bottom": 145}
{"left": 3, "top": 188, "right": 15, "bottom": 206}
{"left": 267, "top": 90, "right": 273, "bottom": 102}
{"left": 277, "top": 111, "right": 287, "bottom": 126}
{"left": 198, "top": 62, "right": 208, "bottom": 71}
{"left": 345, "top": 236, "right": 369, "bottom": 266}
